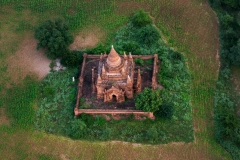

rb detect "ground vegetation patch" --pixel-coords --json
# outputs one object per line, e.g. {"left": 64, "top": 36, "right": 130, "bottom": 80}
{"left": 209, "top": 0, "right": 240, "bottom": 159}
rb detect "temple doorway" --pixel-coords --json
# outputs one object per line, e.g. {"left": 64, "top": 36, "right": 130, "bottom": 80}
{"left": 112, "top": 94, "right": 117, "bottom": 102}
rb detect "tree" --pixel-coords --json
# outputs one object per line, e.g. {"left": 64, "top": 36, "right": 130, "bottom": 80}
{"left": 61, "top": 50, "right": 83, "bottom": 68}
{"left": 157, "top": 102, "right": 174, "bottom": 119}
{"left": 220, "top": 13, "right": 234, "bottom": 29}
{"left": 131, "top": 9, "right": 152, "bottom": 28}
{"left": 221, "top": 0, "right": 239, "bottom": 8}
{"left": 34, "top": 19, "right": 74, "bottom": 59}
{"left": 136, "top": 25, "right": 160, "bottom": 46}
{"left": 237, "top": 12, "right": 240, "bottom": 26}
{"left": 135, "top": 88, "right": 162, "bottom": 112}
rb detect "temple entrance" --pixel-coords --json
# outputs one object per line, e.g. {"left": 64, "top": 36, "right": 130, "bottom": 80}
{"left": 112, "top": 94, "right": 117, "bottom": 102}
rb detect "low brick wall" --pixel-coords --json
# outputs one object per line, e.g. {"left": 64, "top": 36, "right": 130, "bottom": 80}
{"left": 75, "top": 53, "right": 158, "bottom": 120}
{"left": 74, "top": 108, "right": 155, "bottom": 120}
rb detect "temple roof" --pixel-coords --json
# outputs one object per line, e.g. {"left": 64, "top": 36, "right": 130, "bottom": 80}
{"left": 106, "top": 46, "right": 121, "bottom": 68}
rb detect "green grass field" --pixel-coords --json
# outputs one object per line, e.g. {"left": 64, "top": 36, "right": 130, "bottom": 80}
{"left": 0, "top": 0, "right": 233, "bottom": 159}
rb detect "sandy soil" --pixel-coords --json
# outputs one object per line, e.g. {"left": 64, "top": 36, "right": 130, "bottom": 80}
{"left": 7, "top": 35, "right": 51, "bottom": 82}
{"left": 0, "top": 108, "right": 9, "bottom": 126}
{"left": 69, "top": 28, "right": 103, "bottom": 50}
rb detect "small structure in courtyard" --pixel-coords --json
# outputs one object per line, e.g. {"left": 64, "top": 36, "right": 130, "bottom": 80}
{"left": 74, "top": 45, "right": 159, "bottom": 120}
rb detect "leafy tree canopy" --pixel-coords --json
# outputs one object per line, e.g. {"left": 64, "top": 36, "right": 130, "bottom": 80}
{"left": 135, "top": 88, "right": 162, "bottom": 112}
{"left": 61, "top": 50, "right": 83, "bottom": 68}
{"left": 136, "top": 25, "right": 160, "bottom": 46}
{"left": 221, "top": 0, "right": 239, "bottom": 8}
{"left": 34, "top": 19, "right": 74, "bottom": 59}
{"left": 131, "top": 9, "right": 152, "bottom": 28}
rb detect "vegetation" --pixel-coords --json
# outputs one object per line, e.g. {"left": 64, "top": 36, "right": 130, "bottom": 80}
{"left": 61, "top": 50, "right": 84, "bottom": 68}
{"left": 157, "top": 103, "right": 174, "bottom": 119}
{"left": 34, "top": 19, "right": 74, "bottom": 59}
{"left": 5, "top": 76, "right": 38, "bottom": 129}
{"left": 135, "top": 88, "right": 162, "bottom": 112}
{"left": 209, "top": 0, "right": 240, "bottom": 159}
{"left": 33, "top": 10, "right": 193, "bottom": 144}
{"left": 34, "top": 69, "right": 78, "bottom": 134}
{"left": 131, "top": 9, "right": 152, "bottom": 28}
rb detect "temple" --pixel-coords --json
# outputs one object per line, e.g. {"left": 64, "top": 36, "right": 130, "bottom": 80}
{"left": 93, "top": 46, "right": 142, "bottom": 103}
{"left": 74, "top": 45, "right": 159, "bottom": 119}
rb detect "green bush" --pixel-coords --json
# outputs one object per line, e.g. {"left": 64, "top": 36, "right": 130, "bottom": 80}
{"left": 157, "top": 103, "right": 174, "bottom": 119}
{"left": 69, "top": 118, "right": 87, "bottom": 139}
{"left": 42, "top": 86, "right": 55, "bottom": 98}
{"left": 134, "top": 58, "right": 144, "bottom": 66}
{"left": 136, "top": 25, "right": 160, "bottom": 46}
{"left": 34, "top": 18, "right": 74, "bottom": 59}
{"left": 237, "top": 12, "right": 240, "bottom": 26}
{"left": 80, "top": 113, "right": 95, "bottom": 126}
{"left": 86, "top": 43, "right": 110, "bottom": 54}
{"left": 34, "top": 69, "right": 78, "bottom": 134}
{"left": 61, "top": 50, "right": 83, "bottom": 68}
{"left": 146, "top": 126, "right": 158, "bottom": 142}
{"left": 93, "top": 116, "right": 107, "bottom": 126}
{"left": 131, "top": 9, "right": 152, "bottom": 28}
{"left": 135, "top": 88, "right": 162, "bottom": 112}
{"left": 122, "top": 41, "right": 141, "bottom": 54}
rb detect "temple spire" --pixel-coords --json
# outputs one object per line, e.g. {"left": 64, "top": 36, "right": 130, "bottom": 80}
{"left": 106, "top": 46, "right": 121, "bottom": 67}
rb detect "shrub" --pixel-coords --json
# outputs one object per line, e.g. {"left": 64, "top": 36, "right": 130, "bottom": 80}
{"left": 135, "top": 88, "right": 162, "bottom": 112}
{"left": 134, "top": 58, "right": 144, "bottom": 66}
{"left": 237, "top": 12, "right": 240, "bottom": 26}
{"left": 80, "top": 113, "right": 95, "bottom": 126}
{"left": 217, "top": 109, "right": 240, "bottom": 139}
{"left": 122, "top": 41, "right": 141, "bottom": 54}
{"left": 69, "top": 118, "right": 87, "bottom": 139}
{"left": 131, "top": 9, "right": 152, "bottom": 28}
{"left": 42, "top": 86, "right": 55, "bottom": 98}
{"left": 146, "top": 126, "right": 158, "bottom": 142}
{"left": 34, "top": 18, "right": 74, "bottom": 59}
{"left": 86, "top": 43, "right": 109, "bottom": 54}
{"left": 93, "top": 116, "right": 106, "bottom": 126}
{"left": 157, "top": 102, "right": 174, "bottom": 119}
{"left": 61, "top": 50, "right": 83, "bottom": 68}
{"left": 49, "top": 61, "right": 55, "bottom": 71}
{"left": 220, "top": 13, "right": 234, "bottom": 29}
{"left": 136, "top": 25, "right": 160, "bottom": 46}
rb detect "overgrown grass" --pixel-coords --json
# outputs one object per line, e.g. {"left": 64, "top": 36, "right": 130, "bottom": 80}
{"left": 4, "top": 76, "right": 38, "bottom": 129}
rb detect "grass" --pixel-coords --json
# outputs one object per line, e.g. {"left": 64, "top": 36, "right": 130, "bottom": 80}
{"left": 230, "top": 66, "right": 240, "bottom": 115}
{"left": 0, "top": 0, "right": 233, "bottom": 159}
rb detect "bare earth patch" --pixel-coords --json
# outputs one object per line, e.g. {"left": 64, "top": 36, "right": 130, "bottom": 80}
{"left": 69, "top": 27, "right": 103, "bottom": 50}
{"left": 7, "top": 35, "right": 51, "bottom": 82}
{"left": 0, "top": 108, "right": 9, "bottom": 126}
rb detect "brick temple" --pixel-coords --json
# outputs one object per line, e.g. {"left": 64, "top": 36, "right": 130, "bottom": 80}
{"left": 94, "top": 46, "right": 141, "bottom": 103}
{"left": 74, "top": 45, "right": 159, "bottom": 119}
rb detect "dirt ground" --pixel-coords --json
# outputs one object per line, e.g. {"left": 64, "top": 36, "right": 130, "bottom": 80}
{"left": 69, "top": 27, "right": 103, "bottom": 50}
{"left": 0, "top": 108, "right": 9, "bottom": 126}
{"left": 81, "top": 60, "right": 153, "bottom": 110}
{"left": 7, "top": 35, "right": 51, "bottom": 82}
{"left": 7, "top": 27, "right": 103, "bottom": 83}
